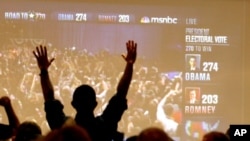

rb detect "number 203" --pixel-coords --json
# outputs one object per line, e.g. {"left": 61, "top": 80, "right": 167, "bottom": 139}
{"left": 201, "top": 94, "right": 218, "bottom": 104}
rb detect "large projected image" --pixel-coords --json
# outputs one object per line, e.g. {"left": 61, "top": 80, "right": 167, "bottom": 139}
{"left": 0, "top": 1, "right": 245, "bottom": 141}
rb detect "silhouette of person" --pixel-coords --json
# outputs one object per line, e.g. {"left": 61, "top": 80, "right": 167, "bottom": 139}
{"left": 43, "top": 124, "right": 91, "bottom": 141}
{"left": 137, "top": 127, "right": 174, "bottom": 141}
{"left": 33, "top": 40, "right": 137, "bottom": 141}
{"left": 0, "top": 96, "right": 20, "bottom": 140}
{"left": 202, "top": 131, "right": 229, "bottom": 141}
{"left": 125, "top": 135, "right": 138, "bottom": 141}
{"left": 14, "top": 121, "right": 43, "bottom": 141}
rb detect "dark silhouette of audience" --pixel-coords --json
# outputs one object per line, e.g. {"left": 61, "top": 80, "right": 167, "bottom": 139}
{"left": 42, "top": 124, "right": 91, "bottom": 141}
{"left": 136, "top": 127, "right": 173, "bottom": 141}
{"left": 0, "top": 96, "right": 44, "bottom": 141}
{"left": 225, "top": 127, "right": 230, "bottom": 139}
{"left": 202, "top": 131, "right": 230, "bottom": 141}
{"left": 14, "top": 121, "right": 43, "bottom": 141}
{"left": 33, "top": 40, "right": 137, "bottom": 141}
{"left": 125, "top": 135, "right": 138, "bottom": 141}
{"left": 0, "top": 96, "right": 20, "bottom": 140}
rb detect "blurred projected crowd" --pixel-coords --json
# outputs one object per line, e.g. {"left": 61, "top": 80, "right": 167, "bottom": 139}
{"left": 0, "top": 39, "right": 183, "bottom": 139}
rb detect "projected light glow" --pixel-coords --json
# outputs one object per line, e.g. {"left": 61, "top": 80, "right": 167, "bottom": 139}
{"left": 0, "top": 0, "right": 247, "bottom": 140}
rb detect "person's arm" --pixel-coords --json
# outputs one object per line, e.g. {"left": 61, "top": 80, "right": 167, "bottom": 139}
{"left": 101, "top": 41, "right": 137, "bottom": 131}
{"left": 33, "top": 45, "right": 55, "bottom": 101}
{"left": 33, "top": 45, "right": 66, "bottom": 130}
{"left": 116, "top": 40, "right": 137, "bottom": 98}
{"left": 101, "top": 40, "right": 137, "bottom": 127}
{"left": 156, "top": 91, "right": 170, "bottom": 123}
{"left": 0, "top": 96, "right": 20, "bottom": 137}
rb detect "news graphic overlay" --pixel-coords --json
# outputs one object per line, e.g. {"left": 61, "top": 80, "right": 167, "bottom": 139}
{"left": 0, "top": 1, "right": 246, "bottom": 141}
{"left": 230, "top": 125, "right": 250, "bottom": 141}
{"left": 184, "top": 87, "right": 218, "bottom": 115}
{"left": 183, "top": 11, "right": 232, "bottom": 139}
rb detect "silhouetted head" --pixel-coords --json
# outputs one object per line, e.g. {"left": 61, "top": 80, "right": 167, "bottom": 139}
{"left": 137, "top": 127, "right": 173, "bottom": 141}
{"left": 225, "top": 127, "right": 230, "bottom": 139}
{"left": 126, "top": 135, "right": 138, "bottom": 141}
{"left": 43, "top": 124, "right": 91, "bottom": 141}
{"left": 202, "top": 131, "right": 229, "bottom": 141}
{"left": 71, "top": 84, "right": 97, "bottom": 112}
{"left": 14, "top": 121, "right": 42, "bottom": 141}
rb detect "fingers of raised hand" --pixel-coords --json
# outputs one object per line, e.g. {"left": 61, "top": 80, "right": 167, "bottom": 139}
{"left": 125, "top": 40, "right": 137, "bottom": 63}
{"left": 128, "top": 41, "right": 137, "bottom": 52}
{"left": 50, "top": 58, "right": 55, "bottom": 64}
{"left": 33, "top": 45, "right": 47, "bottom": 57}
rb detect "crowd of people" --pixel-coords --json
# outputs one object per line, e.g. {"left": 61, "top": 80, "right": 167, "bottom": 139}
{"left": 0, "top": 39, "right": 230, "bottom": 141}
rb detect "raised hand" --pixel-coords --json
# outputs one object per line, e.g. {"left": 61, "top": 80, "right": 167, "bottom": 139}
{"left": 0, "top": 96, "right": 11, "bottom": 107}
{"left": 122, "top": 40, "right": 137, "bottom": 64}
{"left": 33, "top": 45, "right": 55, "bottom": 70}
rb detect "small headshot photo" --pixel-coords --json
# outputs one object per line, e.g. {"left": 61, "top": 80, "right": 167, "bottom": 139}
{"left": 185, "top": 54, "right": 201, "bottom": 71}
{"left": 185, "top": 87, "right": 200, "bottom": 104}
